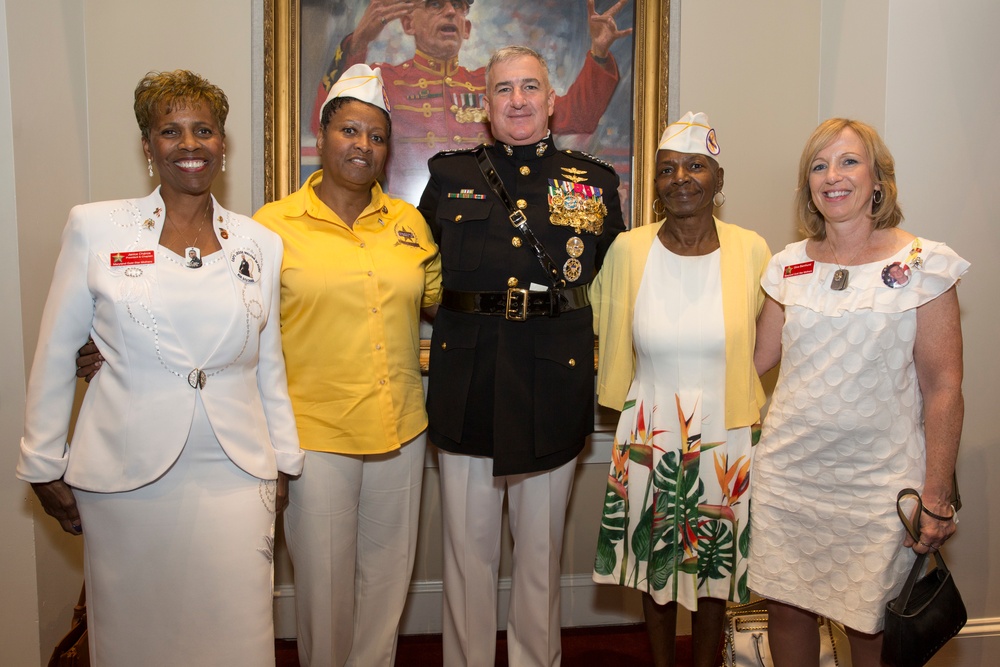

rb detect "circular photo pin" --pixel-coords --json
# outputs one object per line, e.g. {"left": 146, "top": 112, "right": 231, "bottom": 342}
{"left": 230, "top": 249, "right": 261, "bottom": 284}
{"left": 881, "top": 261, "right": 911, "bottom": 288}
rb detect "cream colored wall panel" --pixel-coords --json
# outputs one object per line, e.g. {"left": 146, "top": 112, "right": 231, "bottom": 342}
{"left": 83, "top": 0, "right": 253, "bottom": 215}
{"left": 0, "top": 2, "right": 42, "bottom": 663}
{"left": 678, "top": 0, "right": 821, "bottom": 251}
{"left": 883, "top": 0, "right": 1000, "bottom": 642}
{"left": 818, "top": 0, "right": 890, "bottom": 127}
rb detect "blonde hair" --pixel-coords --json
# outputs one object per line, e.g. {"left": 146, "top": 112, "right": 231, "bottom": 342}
{"left": 795, "top": 118, "right": 903, "bottom": 240}
{"left": 134, "top": 70, "right": 229, "bottom": 140}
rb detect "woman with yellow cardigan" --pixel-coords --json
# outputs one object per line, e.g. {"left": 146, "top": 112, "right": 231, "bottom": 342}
{"left": 591, "top": 112, "right": 770, "bottom": 667}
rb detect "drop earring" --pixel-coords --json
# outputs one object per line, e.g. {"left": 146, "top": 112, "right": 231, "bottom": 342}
{"left": 713, "top": 191, "right": 727, "bottom": 207}
{"left": 222, "top": 153, "right": 226, "bottom": 173}
{"left": 147, "top": 158, "right": 154, "bottom": 178}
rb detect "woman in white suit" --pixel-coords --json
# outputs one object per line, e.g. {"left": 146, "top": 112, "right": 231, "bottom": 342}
{"left": 16, "top": 70, "right": 304, "bottom": 666}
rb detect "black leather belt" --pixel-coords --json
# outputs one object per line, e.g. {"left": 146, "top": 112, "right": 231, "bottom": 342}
{"left": 441, "top": 285, "right": 591, "bottom": 321}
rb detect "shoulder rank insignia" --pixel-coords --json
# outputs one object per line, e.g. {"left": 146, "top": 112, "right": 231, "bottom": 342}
{"left": 548, "top": 179, "right": 607, "bottom": 235}
{"left": 429, "top": 145, "right": 483, "bottom": 161}
{"left": 563, "top": 149, "right": 615, "bottom": 172}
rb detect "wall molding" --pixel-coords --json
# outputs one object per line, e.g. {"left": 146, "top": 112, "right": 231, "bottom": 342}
{"left": 275, "top": 579, "right": 1000, "bottom": 641}
{"left": 274, "top": 574, "right": 644, "bottom": 639}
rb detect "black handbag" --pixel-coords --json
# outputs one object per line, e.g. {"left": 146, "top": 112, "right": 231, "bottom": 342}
{"left": 881, "top": 488, "right": 966, "bottom": 667}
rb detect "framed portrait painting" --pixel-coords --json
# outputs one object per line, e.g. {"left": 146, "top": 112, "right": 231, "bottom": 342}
{"left": 264, "top": 0, "right": 671, "bottom": 228}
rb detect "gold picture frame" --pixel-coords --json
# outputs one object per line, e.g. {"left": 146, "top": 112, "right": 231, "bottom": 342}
{"left": 262, "top": 0, "right": 671, "bottom": 227}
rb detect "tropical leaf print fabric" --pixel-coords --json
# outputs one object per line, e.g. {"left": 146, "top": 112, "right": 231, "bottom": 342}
{"left": 592, "top": 245, "right": 752, "bottom": 609}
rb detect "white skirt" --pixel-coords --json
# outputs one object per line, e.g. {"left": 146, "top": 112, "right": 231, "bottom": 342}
{"left": 74, "top": 398, "right": 278, "bottom": 666}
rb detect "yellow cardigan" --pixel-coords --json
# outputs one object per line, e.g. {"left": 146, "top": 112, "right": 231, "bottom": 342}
{"left": 592, "top": 218, "right": 771, "bottom": 428}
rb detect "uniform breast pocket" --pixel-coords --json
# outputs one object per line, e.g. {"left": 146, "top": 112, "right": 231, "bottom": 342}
{"left": 436, "top": 198, "right": 494, "bottom": 272}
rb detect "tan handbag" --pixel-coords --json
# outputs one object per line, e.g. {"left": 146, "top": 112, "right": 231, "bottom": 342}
{"left": 47, "top": 584, "right": 89, "bottom": 667}
{"left": 722, "top": 599, "right": 851, "bottom": 667}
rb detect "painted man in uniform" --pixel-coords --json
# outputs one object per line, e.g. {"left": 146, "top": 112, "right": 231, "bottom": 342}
{"left": 311, "top": 0, "right": 632, "bottom": 204}
{"left": 418, "top": 45, "right": 625, "bottom": 666}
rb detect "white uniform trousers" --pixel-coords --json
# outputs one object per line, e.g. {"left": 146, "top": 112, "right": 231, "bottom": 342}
{"left": 439, "top": 451, "right": 576, "bottom": 667}
{"left": 284, "top": 432, "right": 426, "bottom": 667}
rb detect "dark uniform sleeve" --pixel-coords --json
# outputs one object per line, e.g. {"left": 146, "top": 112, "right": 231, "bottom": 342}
{"left": 418, "top": 161, "right": 445, "bottom": 246}
{"left": 594, "top": 170, "right": 626, "bottom": 270}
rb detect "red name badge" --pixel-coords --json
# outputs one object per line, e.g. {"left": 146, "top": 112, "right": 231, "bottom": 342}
{"left": 783, "top": 261, "right": 814, "bottom": 277}
{"left": 110, "top": 250, "right": 155, "bottom": 266}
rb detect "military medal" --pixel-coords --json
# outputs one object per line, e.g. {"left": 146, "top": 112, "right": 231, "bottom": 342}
{"left": 548, "top": 179, "right": 607, "bottom": 235}
{"left": 451, "top": 92, "right": 488, "bottom": 123}
{"left": 566, "top": 236, "right": 584, "bottom": 258}
{"left": 563, "top": 258, "right": 582, "bottom": 282}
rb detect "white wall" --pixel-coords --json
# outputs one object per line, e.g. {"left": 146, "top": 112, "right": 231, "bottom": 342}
{"left": 3, "top": 1, "right": 90, "bottom": 662}
{"left": 879, "top": 4, "right": 1000, "bottom": 661}
{"left": 677, "top": 0, "right": 822, "bottom": 251}
{"left": 1, "top": 1, "right": 253, "bottom": 662}
{"left": 0, "top": 2, "right": 41, "bottom": 664}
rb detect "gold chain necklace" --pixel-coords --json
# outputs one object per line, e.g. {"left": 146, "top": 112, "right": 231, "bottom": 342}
{"left": 828, "top": 228, "right": 874, "bottom": 291}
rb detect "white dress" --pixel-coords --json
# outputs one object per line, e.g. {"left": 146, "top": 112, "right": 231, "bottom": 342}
{"left": 748, "top": 237, "right": 969, "bottom": 632}
{"left": 74, "top": 249, "right": 278, "bottom": 667}
{"left": 593, "top": 244, "right": 753, "bottom": 609}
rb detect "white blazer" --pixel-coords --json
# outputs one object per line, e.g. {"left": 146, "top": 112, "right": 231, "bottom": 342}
{"left": 17, "top": 189, "right": 304, "bottom": 492}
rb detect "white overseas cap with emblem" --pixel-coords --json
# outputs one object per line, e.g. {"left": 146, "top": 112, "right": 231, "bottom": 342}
{"left": 657, "top": 111, "right": 720, "bottom": 157}
{"left": 322, "top": 63, "right": 390, "bottom": 114}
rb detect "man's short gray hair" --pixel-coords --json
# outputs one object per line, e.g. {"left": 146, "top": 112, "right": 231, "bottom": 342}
{"left": 485, "top": 45, "right": 551, "bottom": 91}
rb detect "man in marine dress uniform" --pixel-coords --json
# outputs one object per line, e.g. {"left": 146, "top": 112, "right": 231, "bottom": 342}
{"left": 418, "top": 45, "right": 626, "bottom": 666}
{"left": 311, "top": 0, "right": 632, "bottom": 204}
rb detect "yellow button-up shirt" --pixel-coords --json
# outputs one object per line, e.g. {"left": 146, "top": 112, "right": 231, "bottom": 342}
{"left": 254, "top": 171, "right": 442, "bottom": 454}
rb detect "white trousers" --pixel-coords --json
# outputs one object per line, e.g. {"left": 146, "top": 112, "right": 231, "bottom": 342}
{"left": 439, "top": 451, "right": 577, "bottom": 667}
{"left": 284, "top": 433, "right": 426, "bottom": 667}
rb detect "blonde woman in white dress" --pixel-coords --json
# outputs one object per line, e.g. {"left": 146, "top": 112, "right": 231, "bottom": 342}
{"left": 751, "top": 118, "right": 968, "bottom": 667}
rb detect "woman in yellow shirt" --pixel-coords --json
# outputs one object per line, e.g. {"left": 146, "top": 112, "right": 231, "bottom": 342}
{"left": 254, "top": 65, "right": 441, "bottom": 666}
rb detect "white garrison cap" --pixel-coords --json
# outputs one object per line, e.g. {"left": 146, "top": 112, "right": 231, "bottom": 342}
{"left": 322, "top": 63, "right": 390, "bottom": 114}
{"left": 658, "top": 111, "right": 720, "bottom": 157}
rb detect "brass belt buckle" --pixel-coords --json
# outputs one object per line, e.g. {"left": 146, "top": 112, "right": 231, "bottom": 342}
{"left": 505, "top": 287, "right": 529, "bottom": 321}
